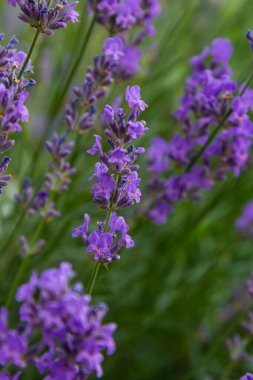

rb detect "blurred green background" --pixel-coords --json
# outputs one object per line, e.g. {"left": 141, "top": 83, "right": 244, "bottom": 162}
{"left": 1, "top": 0, "right": 253, "bottom": 379}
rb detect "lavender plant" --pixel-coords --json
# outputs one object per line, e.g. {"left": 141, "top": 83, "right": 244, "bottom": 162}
{"left": 147, "top": 38, "right": 253, "bottom": 224}
{"left": 2, "top": 0, "right": 253, "bottom": 379}
{"left": 72, "top": 85, "right": 147, "bottom": 288}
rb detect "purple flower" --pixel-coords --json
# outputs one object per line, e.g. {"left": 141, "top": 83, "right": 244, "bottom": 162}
{"left": 147, "top": 37, "right": 253, "bottom": 223}
{"left": 12, "top": 263, "right": 117, "bottom": 379}
{"left": 0, "top": 308, "right": 26, "bottom": 369}
{"left": 117, "top": 45, "right": 141, "bottom": 79}
{"left": 241, "top": 374, "right": 253, "bottom": 380}
{"left": 73, "top": 212, "right": 134, "bottom": 264}
{"left": 108, "top": 147, "right": 132, "bottom": 169}
{"left": 87, "top": 230, "right": 114, "bottom": 262}
{"left": 91, "top": 172, "right": 117, "bottom": 204}
{"left": 0, "top": 35, "right": 34, "bottom": 192}
{"left": 10, "top": 0, "right": 79, "bottom": 35}
{"left": 88, "top": 0, "right": 161, "bottom": 38}
{"left": 103, "top": 36, "right": 124, "bottom": 61}
{"left": 126, "top": 85, "right": 148, "bottom": 111}
{"left": 73, "top": 85, "right": 146, "bottom": 264}
{"left": 72, "top": 213, "right": 90, "bottom": 242}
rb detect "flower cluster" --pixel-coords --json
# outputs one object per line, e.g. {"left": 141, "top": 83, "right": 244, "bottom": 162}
{"left": 0, "top": 262, "right": 116, "bottom": 379}
{"left": 147, "top": 38, "right": 253, "bottom": 224}
{"left": 87, "top": 0, "right": 161, "bottom": 39}
{"left": 17, "top": 131, "right": 76, "bottom": 215}
{"left": 72, "top": 85, "right": 148, "bottom": 264}
{"left": 65, "top": 37, "right": 141, "bottom": 133}
{"left": 7, "top": 0, "right": 79, "bottom": 35}
{"left": 0, "top": 34, "right": 34, "bottom": 192}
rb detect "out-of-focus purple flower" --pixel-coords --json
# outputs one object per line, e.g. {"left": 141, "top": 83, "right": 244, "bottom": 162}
{"left": 0, "top": 308, "right": 26, "bottom": 369}
{"left": 0, "top": 263, "right": 116, "bottom": 379}
{"left": 103, "top": 36, "right": 124, "bottom": 60}
{"left": 147, "top": 38, "right": 253, "bottom": 224}
{"left": 241, "top": 374, "right": 253, "bottom": 380}
{"left": 65, "top": 36, "right": 144, "bottom": 134}
{"left": 116, "top": 45, "right": 141, "bottom": 79}
{"left": 7, "top": 0, "right": 79, "bottom": 35}
{"left": 87, "top": 0, "right": 161, "bottom": 39}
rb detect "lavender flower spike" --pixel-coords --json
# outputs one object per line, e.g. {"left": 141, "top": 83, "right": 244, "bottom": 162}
{"left": 73, "top": 85, "right": 147, "bottom": 265}
{"left": 7, "top": 0, "right": 79, "bottom": 35}
{"left": 0, "top": 263, "right": 117, "bottom": 379}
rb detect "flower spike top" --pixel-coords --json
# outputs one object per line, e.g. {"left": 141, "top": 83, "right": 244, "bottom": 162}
{"left": 7, "top": 0, "right": 79, "bottom": 35}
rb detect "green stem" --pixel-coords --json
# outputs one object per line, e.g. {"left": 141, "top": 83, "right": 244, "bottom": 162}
{"left": 185, "top": 109, "right": 232, "bottom": 172}
{"left": 87, "top": 261, "right": 100, "bottom": 295}
{"left": 48, "top": 13, "right": 97, "bottom": 121}
{"left": 18, "top": 29, "right": 41, "bottom": 79}
{"left": 86, "top": 208, "right": 113, "bottom": 295}
{"left": 5, "top": 256, "right": 30, "bottom": 309}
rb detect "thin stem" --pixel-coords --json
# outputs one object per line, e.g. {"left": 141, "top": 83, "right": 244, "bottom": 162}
{"left": 86, "top": 208, "right": 112, "bottom": 295}
{"left": 48, "top": 13, "right": 97, "bottom": 121}
{"left": 18, "top": 29, "right": 41, "bottom": 79}
{"left": 185, "top": 109, "right": 232, "bottom": 172}
{"left": 5, "top": 256, "right": 30, "bottom": 309}
{"left": 87, "top": 261, "right": 100, "bottom": 295}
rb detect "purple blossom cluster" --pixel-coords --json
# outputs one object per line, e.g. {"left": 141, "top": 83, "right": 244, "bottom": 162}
{"left": 87, "top": 0, "right": 160, "bottom": 39}
{"left": 0, "top": 262, "right": 116, "bottom": 379}
{"left": 72, "top": 85, "right": 148, "bottom": 264}
{"left": 65, "top": 37, "right": 141, "bottom": 133}
{"left": 147, "top": 38, "right": 253, "bottom": 224}
{"left": 0, "top": 34, "right": 33, "bottom": 192}
{"left": 7, "top": 0, "right": 79, "bottom": 35}
{"left": 16, "top": 131, "right": 76, "bottom": 218}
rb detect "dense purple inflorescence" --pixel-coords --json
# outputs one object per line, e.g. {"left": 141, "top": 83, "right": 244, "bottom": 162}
{"left": 0, "top": 263, "right": 116, "bottom": 379}
{"left": 87, "top": 0, "right": 161, "bottom": 38}
{"left": 147, "top": 38, "right": 253, "bottom": 224}
{"left": 0, "top": 34, "right": 34, "bottom": 192}
{"left": 7, "top": 0, "right": 79, "bottom": 35}
{"left": 72, "top": 85, "right": 148, "bottom": 264}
